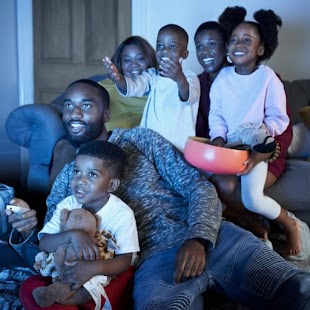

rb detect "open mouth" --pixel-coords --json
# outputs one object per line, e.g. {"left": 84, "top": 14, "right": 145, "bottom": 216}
{"left": 68, "top": 121, "right": 86, "bottom": 134}
{"left": 233, "top": 51, "right": 245, "bottom": 56}
{"left": 75, "top": 188, "right": 87, "bottom": 198}
{"left": 130, "top": 70, "right": 141, "bottom": 77}
{"left": 202, "top": 57, "right": 214, "bottom": 65}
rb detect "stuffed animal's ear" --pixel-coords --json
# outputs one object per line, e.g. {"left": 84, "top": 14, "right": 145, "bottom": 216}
{"left": 59, "top": 209, "right": 70, "bottom": 231}
{"left": 93, "top": 213, "right": 100, "bottom": 228}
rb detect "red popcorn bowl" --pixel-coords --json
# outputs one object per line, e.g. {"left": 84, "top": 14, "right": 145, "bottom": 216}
{"left": 184, "top": 137, "right": 250, "bottom": 174}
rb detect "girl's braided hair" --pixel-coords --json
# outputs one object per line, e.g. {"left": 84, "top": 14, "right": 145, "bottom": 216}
{"left": 218, "top": 6, "right": 282, "bottom": 62}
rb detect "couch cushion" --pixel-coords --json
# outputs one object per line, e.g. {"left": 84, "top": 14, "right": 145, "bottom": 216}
{"left": 5, "top": 104, "right": 64, "bottom": 193}
{"left": 283, "top": 79, "right": 310, "bottom": 125}
{"left": 266, "top": 159, "right": 310, "bottom": 224}
{"left": 287, "top": 123, "right": 310, "bottom": 158}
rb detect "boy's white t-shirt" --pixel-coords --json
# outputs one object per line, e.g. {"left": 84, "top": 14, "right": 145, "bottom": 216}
{"left": 38, "top": 193, "right": 140, "bottom": 255}
{"left": 119, "top": 68, "right": 200, "bottom": 151}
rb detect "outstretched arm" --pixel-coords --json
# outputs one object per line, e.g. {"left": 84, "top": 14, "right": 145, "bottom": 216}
{"left": 102, "top": 56, "right": 127, "bottom": 94}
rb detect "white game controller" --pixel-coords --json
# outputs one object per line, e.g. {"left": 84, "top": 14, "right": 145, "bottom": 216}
{"left": 6, "top": 205, "right": 28, "bottom": 214}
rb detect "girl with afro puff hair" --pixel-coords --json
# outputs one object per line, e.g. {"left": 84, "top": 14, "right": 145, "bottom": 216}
{"left": 208, "top": 6, "right": 305, "bottom": 260}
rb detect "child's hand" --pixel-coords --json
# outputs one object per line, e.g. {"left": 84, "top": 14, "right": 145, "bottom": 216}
{"left": 62, "top": 260, "right": 94, "bottom": 290}
{"left": 70, "top": 230, "right": 101, "bottom": 261}
{"left": 211, "top": 137, "right": 226, "bottom": 147}
{"left": 102, "top": 56, "right": 121, "bottom": 83}
{"left": 159, "top": 57, "right": 184, "bottom": 82}
{"left": 268, "top": 142, "right": 280, "bottom": 163}
{"left": 238, "top": 150, "right": 272, "bottom": 175}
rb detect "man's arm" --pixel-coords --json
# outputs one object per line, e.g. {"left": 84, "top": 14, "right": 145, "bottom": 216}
{"left": 6, "top": 198, "right": 38, "bottom": 240}
{"left": 125, "top": 128, "right": 222, "bottom": 283}
{"left": 49, "top": 139, "right": 76, "bottom": 188}
{"left": 117, "top": 127, "right": 222, "bottom": 245}
{"left": 46, "top": 163, "right": 73, "bottom": 224}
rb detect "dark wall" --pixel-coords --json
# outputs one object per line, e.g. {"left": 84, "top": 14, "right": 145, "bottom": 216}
{"left": 0, "top": 1, "right": 21, "bottom": 189}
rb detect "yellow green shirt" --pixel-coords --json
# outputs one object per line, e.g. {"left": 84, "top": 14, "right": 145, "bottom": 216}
{"left": 98, "top": 79, "right": 147, "bottom": 132}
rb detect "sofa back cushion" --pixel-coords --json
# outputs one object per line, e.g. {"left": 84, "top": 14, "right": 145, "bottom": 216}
{"left": 283, "top": 79, "right": 310, "bottom": 125}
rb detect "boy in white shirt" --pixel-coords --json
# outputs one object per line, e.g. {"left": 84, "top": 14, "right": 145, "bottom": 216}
{"left": 24, "top": 140, "right": 139, "bottom": 309}
{"left": 103, "top": 24, "right": 200, "bottom": 151}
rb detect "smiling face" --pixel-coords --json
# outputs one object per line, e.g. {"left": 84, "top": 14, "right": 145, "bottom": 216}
{"left": 195, "top": 29, "right": 227, "bottom": 81}
{"left": 120, "top": 44, "right": 149, "bottom": 78}
{"left": 228, "top": 22, "right": 265, "bottom": 74}
{"left": 71, "top": 155, "right": 113, "bottom": 212}
{"left": 155, "top": 28, "right": 188, "bottom": 64}
{"left": 62, "top": 83, "right": 109, "bottom": 148}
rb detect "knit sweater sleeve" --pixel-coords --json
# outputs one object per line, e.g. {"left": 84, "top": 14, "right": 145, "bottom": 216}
{"left": 119, "top": 127, "right": 222, "bottom": 248}
{"left": 45, "top": 163, "right": 73, "bottom": 224}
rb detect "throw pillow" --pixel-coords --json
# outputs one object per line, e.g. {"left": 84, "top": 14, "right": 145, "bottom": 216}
{"left": 287, "top": 123, "right": 310, "bottom": 158}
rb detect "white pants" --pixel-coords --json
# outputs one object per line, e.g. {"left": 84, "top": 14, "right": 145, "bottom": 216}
{"left": 241, "top": 161, "right": 281, "bottom": 220}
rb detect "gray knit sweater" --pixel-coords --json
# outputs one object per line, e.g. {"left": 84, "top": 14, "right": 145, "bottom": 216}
{"left": 0, "top": 183, "right": 14, "bottom": 236}
{"left": 46, "top": 127, "right": 222, "bottom": 263}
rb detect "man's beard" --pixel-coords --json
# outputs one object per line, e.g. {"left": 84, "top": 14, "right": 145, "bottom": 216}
{"left": 63, "top": 119, "right": 104, "bottom": 148}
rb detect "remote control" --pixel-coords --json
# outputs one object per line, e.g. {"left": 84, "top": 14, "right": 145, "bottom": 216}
{"left": 6, "top": 205, "right": 28, "bottom": 214}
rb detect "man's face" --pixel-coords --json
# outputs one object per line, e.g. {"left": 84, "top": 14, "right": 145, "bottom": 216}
{"left": 62, "top": 83, "right": 106, "bottom": 148}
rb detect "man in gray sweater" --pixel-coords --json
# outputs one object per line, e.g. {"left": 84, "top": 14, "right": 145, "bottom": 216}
{"left": 7, "top": 80, "right": 310, "bottom": 309}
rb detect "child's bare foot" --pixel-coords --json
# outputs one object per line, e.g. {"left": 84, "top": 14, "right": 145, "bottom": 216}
{"left": 284, "top": 217, "right": 301, "bottom": 257}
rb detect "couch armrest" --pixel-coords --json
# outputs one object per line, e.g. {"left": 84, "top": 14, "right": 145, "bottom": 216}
{"left": 5, "top": 104, "right": 64, "bottom": 193}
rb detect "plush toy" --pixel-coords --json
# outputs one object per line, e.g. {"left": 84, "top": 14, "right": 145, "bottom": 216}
{"left": 32, "top": 208, "right": 117, "bottom": 307}
{"left": 227, "top": 123, "right": 276, "bottom": 153}
{"left": 33, "top": 251, "right": 59, "bottom": 281}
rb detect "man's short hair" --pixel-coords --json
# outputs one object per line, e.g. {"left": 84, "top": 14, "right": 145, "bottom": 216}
{"left": 66, "top": 79, "right": 110, "bottom": 110}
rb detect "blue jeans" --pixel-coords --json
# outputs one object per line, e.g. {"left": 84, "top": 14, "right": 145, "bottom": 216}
{"left": 133, "top": 221, "right": 310, "bottom": 310}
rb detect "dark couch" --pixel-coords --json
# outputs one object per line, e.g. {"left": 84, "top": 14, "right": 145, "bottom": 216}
{"left": 265, "top": 80, "right": 310, "bottom": 224}
{"left": 5, "top": 78, "right": 310, "bottom": 223}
